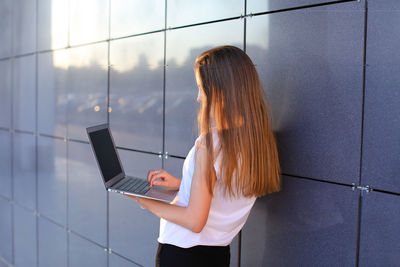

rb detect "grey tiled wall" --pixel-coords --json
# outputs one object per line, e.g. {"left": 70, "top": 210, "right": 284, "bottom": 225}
{"left": 0, "top": 0, "right": 399, "bottom": 266}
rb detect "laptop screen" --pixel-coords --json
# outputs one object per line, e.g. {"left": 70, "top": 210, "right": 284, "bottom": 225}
{"left": 88, "top": 128, "right": 122, "bottom": 183}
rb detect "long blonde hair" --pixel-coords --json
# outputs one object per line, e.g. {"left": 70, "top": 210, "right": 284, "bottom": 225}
{"left": 195, "top": 45, "right": 281, "bottom": 197}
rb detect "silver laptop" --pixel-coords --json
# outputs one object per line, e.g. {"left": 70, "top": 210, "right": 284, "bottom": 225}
{"left": 86, "top": 123, "right": 177, "bottom": 203}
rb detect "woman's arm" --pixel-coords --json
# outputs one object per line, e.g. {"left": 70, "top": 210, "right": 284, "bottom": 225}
{"left": 127, "top": 142, "right": 214, "bottom": 233}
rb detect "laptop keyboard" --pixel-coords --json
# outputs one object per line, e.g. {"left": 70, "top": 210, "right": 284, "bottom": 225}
{"left": 111, "top": 177, "right": 150, "bottom": 195}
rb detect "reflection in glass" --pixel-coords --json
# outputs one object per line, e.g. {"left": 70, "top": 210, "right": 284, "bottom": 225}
{"left": 110, "top": 33, "right": 164, "bottom": 70}
{"left": 69, "top": 0, "right": 109, "bottom": 46}
{"left": 38, "top": 50, "right": 69, "bottom": 137}
{"left": 109, "top": 150, "right": 161, "bottom": 265}
{"left": 0, "top": 0, "right": 12, "bottom": 58}
{"left": 66, "top": 43, "right": 108, "bottom": 141}
{"left": 38, "top": 218, "right": 67, "bottom": 267}
{"left": 14, "top": 205, "right": 37, "bottom": 267}
{"left": 167, "top": 0, "right": 243, "bottom": 28}
{"left": 0, "top": 198, "right": 12, "bottom": 263}
{"left": 247, "top": 0, "right": 332, "bottom": 14}
{"left": 38, "top": 136, "right": 67, "bottom": 225}
{"left": 0, "top": 131, "right": 12, "bottom": 199}
{"left": 111, "top": 0, "right": 165, "bottom": 38}
{"left": 13, "top": 0, "right": 36, "bottom": 55}
{"left": 13, "top": 133, "right": 36, "bottom": 210}
{"left": 0, "top": 59, "right": 12, "bottom": 128}
{"left": 13, "top": 55, "right": 36, "bottom": 132}
{"left": 69, "top": 233, "right": 107, "bottom": 267}
{"left": 68, "top": 142, "right": 107, "bottom": 246}
{"left": 166, "top": 19, "right": 243, "bottom": 66}
{"left": 38, "top": 0, "right": 69, "bottom": 50}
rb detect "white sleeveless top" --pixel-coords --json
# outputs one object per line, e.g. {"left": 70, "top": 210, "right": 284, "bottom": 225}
{"left": 158, "top": 131, "right": 256, "bottom": 248}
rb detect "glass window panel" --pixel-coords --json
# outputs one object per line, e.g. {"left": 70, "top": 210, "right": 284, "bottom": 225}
{"left": 167, "top": 0, "right": 243, "bottom": 28}
{"left": 0, "top": 0, "right": 12, "bottom": 58}
{"left": 0, "top": 198, "right": 12, "bottom": 263}
{"left": 110, "top": 33, "right": 164, "bottom": 69}
{"left": 0, "top": 131, "right": 12, "bottom": 199}
{"left": 109, "top": 253, "right": 141, "bottom": 267}
{"left": 163, "top": 157, "right": 185, "bottom": 180}
{"left": 38, "top": 0, "right": 69, "bottom": 51}
{"left": 68, "top": 141, "right": 107, "bottom": 246}
{"left": 111, "top": 0, "right": 165, "bottom": 38}
{"left": 0, "top": 59, "right": 12, "bottom": 128}
{"left": 38, "top": 136, "right": 67, "bottom": 225}
{"left": 13, "top": 55, "right": 36, "bottom": 132}
{"left": 166, "top": 19, "right": 243, "bottom": 67}
{"left": 68, "top": 233, "right": 107, "bottom": 267}
{"left": 246, "top": 2, "right": 364, "bottom": 183}
{"left": 38, "top": 217, "right": 67, "bottom": 267}
{"left": 38, "top": 50, "right": 69, "bottom": 137}
{"left": 67, "top": 43, "right": 108, "bottom": 141}
{"left": 247, "top": 0, "right": 344, "bottom": 14}
{"left": 13, "top": 133, "right": 36, "bottom": 210}
{"left": 13, "top": 0, "right": 36, "bottom": 56}
{"left": 69, "top": 0, "right": 109, "bottom": 46}
{"left": 110, "top": 34, "right": 164, "bottom": 152}
{"left": 109, "top": 151, "right": 161, "bottom": 265}
{"left": 14, "top": 205, "right": 37, "bottom": 267}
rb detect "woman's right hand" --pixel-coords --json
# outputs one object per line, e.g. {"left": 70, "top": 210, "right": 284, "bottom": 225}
{"left": 147, "top": 169, "right": 181, "bottom": 190}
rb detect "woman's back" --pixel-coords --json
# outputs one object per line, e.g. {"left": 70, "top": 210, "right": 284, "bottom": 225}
{"left": 159, "top": 130, "right": 256, "bottom": 248}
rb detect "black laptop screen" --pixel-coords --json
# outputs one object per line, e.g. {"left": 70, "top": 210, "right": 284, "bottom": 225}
{"left": 89, "top": 128, "right": 122, "bottom": 182}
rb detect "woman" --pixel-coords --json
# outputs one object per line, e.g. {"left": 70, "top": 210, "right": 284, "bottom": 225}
{"left": 127, "top": 45, "right": 281, "bottom": 267}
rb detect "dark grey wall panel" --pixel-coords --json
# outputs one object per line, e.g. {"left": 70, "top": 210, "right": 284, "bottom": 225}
{"left": 68, "top": 142, "right": 107, "bottom": 246}
{"left": 0, "top": 198, "right": 12, "bottom": 263}
{"left": 68, "top": 0, "right": 108, "bottom": 46}
{"left": 110, "top": 33, "right": 164, "bottom": 153}
{"left": 38, "top": 136, "right": 67, "bottom": 225}
{"left": 38, "top": 50, "right": 68, "bottom": 138}
{"left": 165, "top": 19, "right": 243, "bottom": 157}
{"left": 361, "top": 0, "right": 400, "bottom": 193}
{"left": 38, "top": 217, "right": 67, "bottom": 267}
{"left": 13, "top": 55, "right": 36, "bottom": 132}
{"left": 14, "top": 205, "right": 37, "bottom": 267}
{"left": 167, "top": 0, "right": 244, "bottom": 27}
{"left": 109, "top": 253, "right": 140, "bottom": 267}
{"left": 246, "top": 0, "right": 364, "bottom": 184}
{"left": 13, "top": 132, "right": 36, "bottom": 210}
{"left": 67, "top": 43, "right": 108, "bottom": 141}
{"left": 359, "top": 191, "right": 400, "bottom": 266}
{"left": 241, "top": 176, "right": 358, "bottom": 266}
{"left": 0, "top": 0, "right": 12, "bottom": 58}
{"left": 110, "top": 0, "right": 165, "bottom": 38}
{"left": 247, "top": 0, "right": 352, "bottom": 14}
{"left": 12, "top": 0, "right": 36, "bottom": 56}
{"left": 37, "top": 0, "right": 68, "bottom": 51}
{"left": 0, "top": 60, "right": 12, "bottom": 128}
{"left": 69, "top": 233, "right": 107, "bottom": 267}
{"left": 0, "top": 131, "right": 12, "bottom": 199}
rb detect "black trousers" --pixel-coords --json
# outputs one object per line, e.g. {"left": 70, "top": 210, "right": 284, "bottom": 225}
{"left": 156, "top": 243, "right": 230, "bottom": 267}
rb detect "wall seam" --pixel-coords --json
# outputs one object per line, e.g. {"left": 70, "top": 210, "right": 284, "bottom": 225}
{"left": 355, "top": 0, "right": 369, "bottom": 266}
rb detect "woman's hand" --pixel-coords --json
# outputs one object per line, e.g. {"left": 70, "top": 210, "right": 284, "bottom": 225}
{"left": 147, "top": 169, "right": 181, "bottom": 190}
